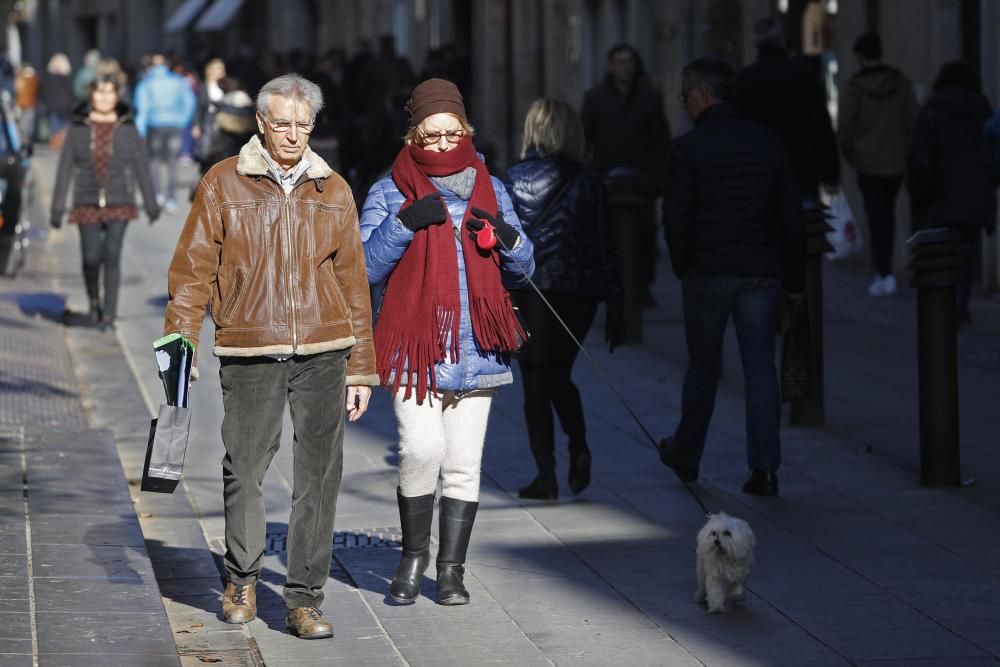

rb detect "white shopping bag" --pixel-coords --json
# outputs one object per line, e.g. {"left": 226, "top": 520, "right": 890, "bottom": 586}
{"left": 823, "top": 190, "right": 864, "bottom": 260}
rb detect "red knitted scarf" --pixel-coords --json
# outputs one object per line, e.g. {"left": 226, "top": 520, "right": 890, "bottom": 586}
{"left": 374, "top": 136, "right": 525, "bottom": 401}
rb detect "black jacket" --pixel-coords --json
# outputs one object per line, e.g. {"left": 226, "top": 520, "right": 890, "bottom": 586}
{"left": 736, "top": 46, "right": 840, "bottom": 198}
{"left": 503, "top": 151, "right": 621, "bottom": 305}
{"left": 581, "top": 77, "right": 670, "bottom": 192}
{"left": 50, "top": 102, "right": 158, "bottom": 221}
{"left": 662, "top": 102, "right": 805, "bottom": 292}
{"left": 908, "top": 87, "right": 997, "bottom": 231}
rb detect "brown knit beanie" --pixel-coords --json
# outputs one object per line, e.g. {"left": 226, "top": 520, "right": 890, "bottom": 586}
{"left": 404, "top": 78, "right": 466, "bottom": 128}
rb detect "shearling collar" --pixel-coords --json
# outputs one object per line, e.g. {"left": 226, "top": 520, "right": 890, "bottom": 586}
{"left": 236, "top": 135, "right": 333, "bottom": 180}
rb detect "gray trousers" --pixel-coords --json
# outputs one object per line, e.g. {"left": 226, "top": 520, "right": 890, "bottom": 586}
{"left": 219, "top": 350, "right": 348, "bottom": 609}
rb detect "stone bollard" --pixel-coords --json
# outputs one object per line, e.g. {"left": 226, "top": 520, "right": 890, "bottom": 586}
{"left": 906, "top": 227, "right": 967, "bottom": 486}
{"left": 789, "top": 203, "right": 833, "bottom": 426}
{"left": 605, "top": 171, "right": 647, "bottom": 344}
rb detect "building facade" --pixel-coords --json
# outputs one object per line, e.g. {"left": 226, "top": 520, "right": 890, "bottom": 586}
{"left": 11, "top": 0, "right": 1000, "bottom": 288}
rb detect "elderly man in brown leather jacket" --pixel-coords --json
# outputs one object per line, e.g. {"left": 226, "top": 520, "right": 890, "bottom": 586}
{"left": 164, "top": 74, "right": 378, "bottom": 640}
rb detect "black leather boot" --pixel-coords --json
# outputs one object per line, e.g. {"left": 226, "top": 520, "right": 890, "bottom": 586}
{"left": 436, "top": 497, "right": 478, "bottom": 606}
{"left": 518, "top": 473, "right": 557, "bottom": 500}
{"left": 567, "top": 441, "right": 591, "bottom": 495}
{"left": 388, "top": 489, "right": 435, "bottom": 603}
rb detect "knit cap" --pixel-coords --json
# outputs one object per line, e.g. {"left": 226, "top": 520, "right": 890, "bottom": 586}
{"left": 404, "top": 78, "right": 466, "bottom": 128}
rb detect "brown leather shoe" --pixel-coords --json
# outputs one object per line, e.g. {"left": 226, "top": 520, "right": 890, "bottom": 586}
{"left": 222, "top": 581, "right": 257, "bottom": 624}
{"left": 285, "top": 607, "right": 334, "bottom": 639}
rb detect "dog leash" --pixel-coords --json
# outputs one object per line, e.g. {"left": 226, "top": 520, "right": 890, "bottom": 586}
{"left": 487, "top": 226, "right": 713, "bottom": 517}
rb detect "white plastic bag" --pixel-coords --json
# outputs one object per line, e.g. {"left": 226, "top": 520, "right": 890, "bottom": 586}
{"left": 823, "top": 190, "right": 864, "bottom": 260}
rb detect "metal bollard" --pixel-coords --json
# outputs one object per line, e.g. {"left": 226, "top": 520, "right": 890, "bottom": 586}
{"left": 907, "top": 228, "right": 967, "bottom": 486}
{"left": 789, "top": 204, "right": 833, "bottom": 426}
{"left": 605, "top": 173, "right": 646, "bottom": 344}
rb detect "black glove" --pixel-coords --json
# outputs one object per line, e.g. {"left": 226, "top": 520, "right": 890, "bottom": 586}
{"left": 397, "top": 193, "right": 447, "bottom": 232}
{"left": 604, "top": 307, "right": 625, "bottom": 353}
{"left": 50, "top": 210, "right": 63, "bottom": 229}
{"left": 147, "top": 206, "right": 161, "bottom": 225}
{"left": 777, "top": 290, "right": 805, "bottom": 334}
{"left": 469, "top": 208, "right": 519, "bottom": 249}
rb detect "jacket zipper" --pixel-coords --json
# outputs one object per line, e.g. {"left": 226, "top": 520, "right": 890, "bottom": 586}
{"left": 283, "top": 192, "right": 298, "bottom": 350}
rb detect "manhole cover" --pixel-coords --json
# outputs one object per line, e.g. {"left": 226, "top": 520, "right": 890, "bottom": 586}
{"left": 207, "top": 527, "right": 401, "bottom": 589}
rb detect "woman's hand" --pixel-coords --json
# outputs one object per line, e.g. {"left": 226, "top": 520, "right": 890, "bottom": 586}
{"left": 397, "top": 193, "right": 448, "bottom": 232}
{"left": 469, "top": 208, "right": 519, "bottom": 249}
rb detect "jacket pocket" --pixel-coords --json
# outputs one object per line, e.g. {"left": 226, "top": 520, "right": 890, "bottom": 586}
{"left": 217, "top": 267, "right": 247, "bottom": 325}
{"left": 320, "top": 261, "right": 350, "bottom": 320}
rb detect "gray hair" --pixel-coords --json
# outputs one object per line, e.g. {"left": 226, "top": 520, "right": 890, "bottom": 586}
{"left": 256, "top": 73, "right": 324, "bottom": 121}
{"left": 681, "top": 57, "right": 736, "bottom": 102}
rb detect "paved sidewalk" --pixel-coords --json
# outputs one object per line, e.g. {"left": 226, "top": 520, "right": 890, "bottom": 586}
{"left": 20, "top": 146, "right": 1000, "bottom": 665}
{"left": 0, "top": 212, "right": 179, "bottom": 665}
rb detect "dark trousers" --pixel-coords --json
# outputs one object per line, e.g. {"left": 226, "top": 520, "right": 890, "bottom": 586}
{"left": 673, "top": 272, "right": 781, "bottom": 471}
{"left": 147, "top": 127, "right": 184, "bottom": 202}
{"left": 513, "top": 291, "right": 598, "bottom": 476}
{"left": 857, "top": 173, "right": 902, "bottom": 277}
{"left": 219, "top": 350, "right": 348, "bottom": 609}
{"left": 78, "top": 220, "right": 127, "bottom": 319}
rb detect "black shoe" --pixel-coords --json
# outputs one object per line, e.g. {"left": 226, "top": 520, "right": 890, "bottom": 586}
{"left": 657, "top": 437, "right": 698, "bottom": 482}
{"left": 389, "top": 489, "right": 434, "bottom": 604}
{"left": 518, "top": 474, "right": 557, "bottom": 500}
{"left": 568, "top": 451, "right": 591, "bottom": 495}
{"left": 742, "top": 470, "right": 779, "bottom": 496}
{"left": 436, "top": 497, "right": 478, "bottom": 605}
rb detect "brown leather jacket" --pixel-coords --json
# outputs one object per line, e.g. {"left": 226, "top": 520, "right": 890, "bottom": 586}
{"left": 164, "top": 136, "right": 378, "bottom": 386}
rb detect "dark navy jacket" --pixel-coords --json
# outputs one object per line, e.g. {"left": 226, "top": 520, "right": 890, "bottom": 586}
{"left": 661, "top": 102, "right": 805, "bottom": 293}
{"left": 503, "top": 151, "right": 621, "bottom": 305}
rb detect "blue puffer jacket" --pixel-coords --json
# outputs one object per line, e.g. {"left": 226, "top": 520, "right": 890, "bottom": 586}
{"left": 134, "top": 65, "right": 197, "bottom": 137}
{"left": 360, "top": 170, "right": 535, "bottom": 392}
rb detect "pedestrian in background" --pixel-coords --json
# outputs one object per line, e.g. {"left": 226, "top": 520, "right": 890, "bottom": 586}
{"left": 657, "top": 58, "right": 804, "bottom": 497}
{"left": 360, "top": 78, "right": 534, "bottom": 606}
{"left": 581, "top": 43, "right": 670, "bottom": 308}
{"left": 908, "top": 61, "right": 997, "bottom": 323}
{"left": 50, "top": 75, "right": 159, "bottom": 329}
{"left": 14, "top": 63, "right": 39, "bottom": 145}
{"left": 503, "top": 98, "right": 623, "bottom": 500}
{"left": 837, "top": 32, "right": 917, "bottom": 297}
{"left": 72, "top": 48, "right": 101, "bottom": 101}
{"left": 736, "top": 15, "right": 840, "bottom": 202}
{"left": 197, "top": 79, "right": 256, "bottom": 175}
{"left": 164, "top": 74, "right": 377, "bottom": 639}
{"left": 42, "top": 52, "right": 73, "bottom": 148}
{"left": 134, "top": 53, "right": 197, "bottom": 212}
{"left": 193, "top": 58, "right": 227, "bottom": 171}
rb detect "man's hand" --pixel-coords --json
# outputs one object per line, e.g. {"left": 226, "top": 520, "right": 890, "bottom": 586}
{"left": 346, "top": 385, "right": 372, "bottom": 422}
{"left": 469, "top": 208, "right": 519, "bottom": 249}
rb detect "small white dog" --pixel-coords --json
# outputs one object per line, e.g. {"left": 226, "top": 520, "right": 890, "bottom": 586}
{"left": 694, "top": 512, "right": 756, "bottom": 613}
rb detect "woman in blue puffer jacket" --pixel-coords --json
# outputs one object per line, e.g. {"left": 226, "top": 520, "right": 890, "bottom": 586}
{"left": 359, "top": 79, "right": 534, "bottom": 607}
{"left": 503, "top": 98, "right": 623, "bottom": 501}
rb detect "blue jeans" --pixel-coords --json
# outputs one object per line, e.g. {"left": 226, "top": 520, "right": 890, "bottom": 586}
{"left": 673, "top": 272, "right": 781, "bottom": 471}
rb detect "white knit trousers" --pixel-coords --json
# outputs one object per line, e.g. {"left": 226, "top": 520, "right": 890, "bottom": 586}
{"left": 393, "top": 390, "right": 494, "bottom": 502}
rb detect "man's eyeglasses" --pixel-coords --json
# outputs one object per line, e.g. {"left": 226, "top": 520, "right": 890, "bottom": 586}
{"left": 420, "top": 129, "right": 465, "bottom": 145}
{"left": 679, "top": 88, "right": 693, "bottom": 104}
{"left": 264, "top": 117, "right": 315, "bottom": 135}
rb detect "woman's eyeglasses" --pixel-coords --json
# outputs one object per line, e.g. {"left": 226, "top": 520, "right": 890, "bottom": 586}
{"left": 420, "top": 129, "right": 465, "bottom": 145}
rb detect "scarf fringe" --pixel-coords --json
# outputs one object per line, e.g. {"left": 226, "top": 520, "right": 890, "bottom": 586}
{"left": 375, "top": 304, "right": 460, "bottom": 403}
{"left": 469, "top": 295, "right": 525, "bottom": 352}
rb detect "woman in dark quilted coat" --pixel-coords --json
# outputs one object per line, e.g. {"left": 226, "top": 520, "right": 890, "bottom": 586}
{"left": 503, "top": 98, "right": 624, "bottom": 500}
{"left": 50, "top": 75, "right": 158, "bottom": 328}
{"left": 908, "top": 61, "right": 997, "bottom": 323}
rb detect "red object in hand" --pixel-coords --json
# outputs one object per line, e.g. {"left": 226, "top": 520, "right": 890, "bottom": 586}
{"left": 476, "top": 221, "right": 497, "bottom": 250}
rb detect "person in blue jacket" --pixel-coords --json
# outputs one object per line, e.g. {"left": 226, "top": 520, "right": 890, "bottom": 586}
{"left": 133, "top": 54, "right": 196, "bottom": 211}
{"left": 360, "top": 78, "right": 534, "bottom": 607}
